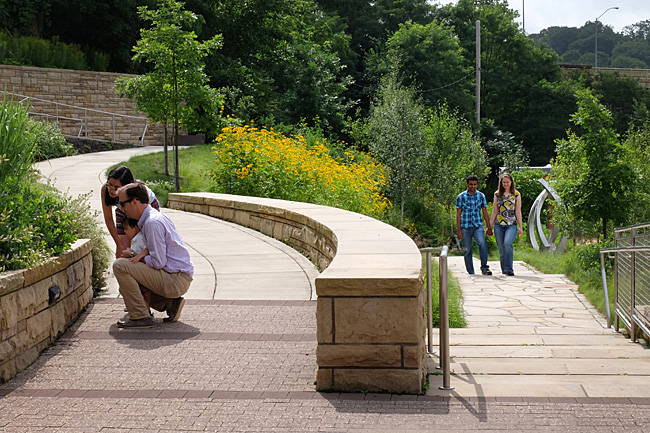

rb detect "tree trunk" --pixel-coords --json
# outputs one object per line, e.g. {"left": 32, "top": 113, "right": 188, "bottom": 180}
{"left": 174, "top": 121, "right": 180, "bottom": 193}
{"left": 163, "top": 122, "right": 169, "bottom": 176}
{"left": 602, "top": 216, "right": 608, "bottom": 240}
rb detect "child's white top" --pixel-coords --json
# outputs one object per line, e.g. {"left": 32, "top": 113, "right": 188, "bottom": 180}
{"left": 130, "top": 232, "right": 147, "bottom": 255}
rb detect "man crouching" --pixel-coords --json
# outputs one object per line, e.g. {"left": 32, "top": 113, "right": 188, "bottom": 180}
{"left": 113, "top": 182, "right": 193, "bottom": 328}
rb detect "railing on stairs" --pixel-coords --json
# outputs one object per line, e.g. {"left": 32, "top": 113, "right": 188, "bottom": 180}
{"left": 2, "top": 90, "right": 150, "bottom": 146}
{"left": 600, "top": 222, "right": 650, "bottom": 342}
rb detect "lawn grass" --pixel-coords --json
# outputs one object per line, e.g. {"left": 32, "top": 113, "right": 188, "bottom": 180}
{"left": 106, "top": 144, "right": 217, "bottom": 206}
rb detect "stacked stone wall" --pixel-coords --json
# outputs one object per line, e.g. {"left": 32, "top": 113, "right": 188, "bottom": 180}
{"left": 167, "top": 192, "right": 426, "bottom": 394}
{"left": 0, "top": 64, "right": 163, "bottom": 145}
{"left": 0, "top": 239, "right": 93, "bottom": 383}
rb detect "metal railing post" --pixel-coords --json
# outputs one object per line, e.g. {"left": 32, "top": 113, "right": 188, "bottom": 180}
{"left": 631, "top": 228, "right": 638, "bottom": 342}
{"left": 438, "top": 246, "right": 453, "bottom": 390}
{"left": 426, "top": 250, "right": 434, "bottom": 354}
{"left": 600, "top": 251, "right": 611, "bottom": 328}
{"left": 419, "top": 247, "right": 438, "bottom": 355}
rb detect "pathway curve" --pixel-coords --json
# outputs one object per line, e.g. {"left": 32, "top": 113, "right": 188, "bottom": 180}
{"left": 33, "top": 148, "right": 318, "bottom": 300}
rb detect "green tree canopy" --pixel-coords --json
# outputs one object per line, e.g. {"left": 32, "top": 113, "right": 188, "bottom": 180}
{"left": 369, "top": 20, "right": 473, "bottom": 116}
{"left": 552, "top": 88, "right": 637, "bottom": 239}
{"left": 115, "top": 0, "right": 223, "bottom": 191}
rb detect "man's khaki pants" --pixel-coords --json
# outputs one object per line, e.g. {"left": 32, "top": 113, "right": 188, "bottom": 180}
{"left": 113, "top": 258, "right": 192, "bottom": 320}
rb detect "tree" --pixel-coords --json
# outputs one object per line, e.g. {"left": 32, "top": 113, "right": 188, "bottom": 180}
{"left": 612, "top": 41, "right": 650, "bottom": 68}
{"left": 437, "top": 0, "right": 563, "bottom": 164}
{"left": 621, "top": 122, "right": 650, "bottom": 223}
{"left": 369, "top": 20, "right": 473, "bottom": 116}
{"left": 422, "top": 103, "right": 488, "bottom": 208}
{"left": 203, "top": 0, "right": 352, "bottom": 131}
{"left": 366, "top": 68, "right": 427, "bottom": 225}
{"left": 552, "top": 88, "right": 637, "bottom": 239}
{"left": 115, "top": 0, "right": 223, "bottom": 192}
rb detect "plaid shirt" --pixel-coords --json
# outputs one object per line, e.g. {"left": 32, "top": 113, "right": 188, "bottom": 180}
{"left": 456, "top": 189, "right": 487, "bottom": 229}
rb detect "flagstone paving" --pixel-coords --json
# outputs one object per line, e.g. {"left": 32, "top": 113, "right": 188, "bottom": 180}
{"left": 427, "top": 257, "right": 650, "bottom": 400}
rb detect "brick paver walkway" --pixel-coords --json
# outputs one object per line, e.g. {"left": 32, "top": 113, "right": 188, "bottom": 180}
{"left": 2, "top": 299, "right": 649, "bottom": 432}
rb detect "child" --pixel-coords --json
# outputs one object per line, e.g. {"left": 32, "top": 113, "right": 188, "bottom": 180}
{"left": 121, "top": 218, "right": 152, "bottom": 313}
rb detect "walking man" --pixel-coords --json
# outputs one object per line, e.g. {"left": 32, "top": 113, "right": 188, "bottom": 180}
{"left": 113, "top": 182, "right": 193, "bottom": 328}
{"left": 456, "top": 175, "right": 492, "bottom": 275}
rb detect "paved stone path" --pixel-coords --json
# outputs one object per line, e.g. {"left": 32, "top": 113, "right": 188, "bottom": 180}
{"left": 428, "top": 258, "right": 650, "bottom": 399}
{"left": 0, "top": 149, "right": 649, "bottom": 431}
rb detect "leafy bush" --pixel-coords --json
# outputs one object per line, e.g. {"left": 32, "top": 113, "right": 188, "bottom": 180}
{"left": 0, "top": 32, "right": 108, "bottom": 71}
{"left": 0, "top": 175, "right": 78, "bottom": 272}
{"left": 58, "top": 188, "right": 111, "bottom": 294}
{"left": 571, "top": 237, "right": 614, "bottom": 274}
{"left": 28, "top": 119, "right": 77, "bottom": 160}
{"left": 211, "top": 125, "right": 390, "bottom": 217}
{"left": 0, "top": 92, "right": 36, "bottom": 181}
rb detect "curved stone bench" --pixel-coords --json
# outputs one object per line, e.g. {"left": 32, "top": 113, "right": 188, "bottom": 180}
{"left": 167, "top": 193, "right": 426, "bottom": 394}
{"left": 0, "top": 239, "right": 93, "bottom": 383}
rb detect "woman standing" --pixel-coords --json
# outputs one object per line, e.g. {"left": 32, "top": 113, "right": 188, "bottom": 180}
{"left": 489, "top": 173, "right": 523, "bottom": 276}
{"left": 101, "top": 166, "right": 160, "bottom": 258}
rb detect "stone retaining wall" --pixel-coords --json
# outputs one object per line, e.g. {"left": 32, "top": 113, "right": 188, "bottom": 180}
{"left": 0, "top": 64, "right": 163, "bottom": 145}
{"left": 0, "top": 239, "right": 93, "bottom": 383}
{"left": 167, "top": 193, "right": 426, "bottom": 394}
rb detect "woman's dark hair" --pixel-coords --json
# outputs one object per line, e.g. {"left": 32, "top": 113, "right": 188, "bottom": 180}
{"left": 103, "top": 166, "right": 135, "bottom": 206}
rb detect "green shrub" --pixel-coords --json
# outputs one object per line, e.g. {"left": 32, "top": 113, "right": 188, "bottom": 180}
{"left": 0, "top": 32, "right": 103, "bottom": 70}
{"left": 28, "top": 119, "right": 77, "bottom": 160}
{"left": 0, "top": 91, "right": 36, "bottom": 181}
{"left": 57, "top": 188, "right": 111, "bottom": 294}
{"left": 0, "top": 175, "right": 78, "bottom": 272}
{"left": 571, "top": 237, "right": 614, "bottom": 273}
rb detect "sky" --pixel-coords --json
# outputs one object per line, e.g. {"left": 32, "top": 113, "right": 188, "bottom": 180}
{"left": 438, "top": 0, "right": 650, "bottom": 35}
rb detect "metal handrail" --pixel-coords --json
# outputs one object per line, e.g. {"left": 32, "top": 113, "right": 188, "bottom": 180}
{"left": 1, "top": 90, "right": 150, "bottom": 145}
{"left": 420, "top": 246, "right": 453, "bottom": 391}
{"left": 599, "top": 245, "right": 650, "bottom": 329}
{"left": 601, "top": 225, "right": 650, "bottom": 343}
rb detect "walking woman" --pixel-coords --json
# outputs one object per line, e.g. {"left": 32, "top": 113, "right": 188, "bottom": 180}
{"left": 101, "top": 165, "right": 160, "bottom": 258}
{"left": 489, "top": 173, "right": 523, "bottom": 276}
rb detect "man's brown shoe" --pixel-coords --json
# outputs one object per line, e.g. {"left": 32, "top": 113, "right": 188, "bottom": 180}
{"left": 117, "top": 317, "right": 154, "bottom": 328}
{"left": 163, "top": 297, "right": 185, "bottom": 323}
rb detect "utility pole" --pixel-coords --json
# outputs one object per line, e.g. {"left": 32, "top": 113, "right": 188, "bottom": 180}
{"left": 476, "top": 20, "right": 481, "bottom": 126}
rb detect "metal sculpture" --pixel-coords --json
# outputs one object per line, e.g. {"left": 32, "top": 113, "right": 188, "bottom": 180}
{"left": 528, "top": 178, "right": 568, "bottom": 252}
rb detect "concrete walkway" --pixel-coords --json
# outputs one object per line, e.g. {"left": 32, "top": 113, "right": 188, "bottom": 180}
{"left": 0, "top": 148, "right": 649, "bottom": 432}
{"left": 33, "top": 148, "right": 319, "bottom": 300}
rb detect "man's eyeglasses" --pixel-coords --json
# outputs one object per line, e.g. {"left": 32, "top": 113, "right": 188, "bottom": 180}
{"left": 119, "top": 198, "right": 135, "bottom": 207}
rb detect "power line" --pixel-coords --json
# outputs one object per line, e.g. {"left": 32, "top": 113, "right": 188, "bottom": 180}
{"left": 418, "top": 69, "right": 477, "bottom": 93}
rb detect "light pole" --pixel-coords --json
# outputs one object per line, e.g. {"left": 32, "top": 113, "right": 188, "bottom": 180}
{"left": 595, "top": 6, "right": 619, "bottom": 68}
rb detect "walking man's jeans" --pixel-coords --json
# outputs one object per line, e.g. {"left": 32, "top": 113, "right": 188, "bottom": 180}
{"left": 494, "top": 224, "right": 517, "bottom": 274}
{"left": 461, "top": 226, "right": 489, "bottom": 274}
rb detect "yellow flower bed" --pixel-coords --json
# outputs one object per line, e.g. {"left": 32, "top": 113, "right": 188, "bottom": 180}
{"left": 212, "top": 125, "right": 390, "bottom": 216}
